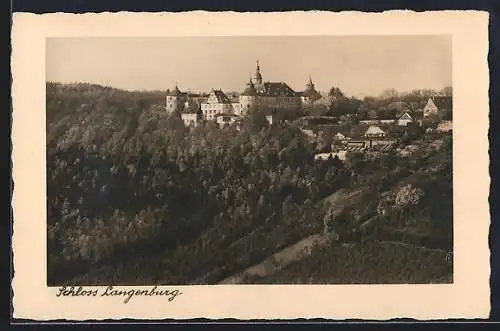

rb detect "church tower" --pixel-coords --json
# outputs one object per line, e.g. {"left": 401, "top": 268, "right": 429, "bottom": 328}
{"left": 302, "top": 76, "right": 321, "bottom": 104}
{"left": 239, "top": 75, "right": 258, "bottom": 116}
{"left": 165, "top": 84, "right": 187, "bottom": 114}
{"left": 306, "top": 76, "right": 315, "bottom": 90}
{"left": 254, "top": 60, "right": 263, "bottom": 91}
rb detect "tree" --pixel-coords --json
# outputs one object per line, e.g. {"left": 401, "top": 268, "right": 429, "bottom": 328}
{"left": 328, "top": 87, "right": 345, "bottom": 99}
{"left": 440, "top": 86, "right": 453, "bottom": 97}
{"left": 380, "top": 88, "right": 399, "bottom": 100}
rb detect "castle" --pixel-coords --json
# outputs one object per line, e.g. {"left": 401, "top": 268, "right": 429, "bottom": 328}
{"left": 165, "top": 61, "right": 322, "bottom": 126}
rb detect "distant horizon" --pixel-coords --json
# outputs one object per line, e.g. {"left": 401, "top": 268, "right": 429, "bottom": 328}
{"left": 46, "top": 80, "right": 451, "bottom": 99}
{"left": 46, "top": 36, "right": 452, "bottom": 98}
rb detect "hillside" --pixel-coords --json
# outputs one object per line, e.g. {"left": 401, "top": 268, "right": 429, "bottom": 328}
{"left": 46, "top": 82, "right": 453, "bottom": 285}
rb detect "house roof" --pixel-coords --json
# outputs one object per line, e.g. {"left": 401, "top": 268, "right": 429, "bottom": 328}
{"left": 302, "top": 89, "right": 322, "bottom": 101}
{"left": 210, "top": 89, "right": 232, "bottom": 104}
{"left": 166, "top": 85, "right": 186, "bottom": 97}
{"left": 258, "top": 82, "right": 298, "bottom": 97}
{"left": 399, "top": 112, "right": 413, "bottom": 120}
{"left": 365, "top": 126, "right": 385, "bottom": 136}
{"left": 181, "top": 104, "right": 202, "bottom": 114}
{"left": 302, "top": 78, "right": 322, "bottom": 100}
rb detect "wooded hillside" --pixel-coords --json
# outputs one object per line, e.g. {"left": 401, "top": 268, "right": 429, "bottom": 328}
{"left": 46, "top": 82, "right": 453, "bottom": 285}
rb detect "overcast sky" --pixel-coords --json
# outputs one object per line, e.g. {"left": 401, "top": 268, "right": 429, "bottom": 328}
{"left": 46, "top": 36, "right": 452, "bottom": 98}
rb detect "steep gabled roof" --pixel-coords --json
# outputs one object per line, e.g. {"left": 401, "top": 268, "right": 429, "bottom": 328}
{"left": 209, "top": 89, "right": 232, "bottom": 104}
{"left": 399, "top": 112, "right": 413, "bottom": 121}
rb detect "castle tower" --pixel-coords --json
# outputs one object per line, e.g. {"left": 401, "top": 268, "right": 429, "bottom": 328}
{"left": 302, "top": 76, "right": 321, "bottom": 104}
{"left": 165, "top": 84, "right": 187, "bottom": 114}
{"left": 239, "top": 75, "right": 258, "bottom": 116}
{"left": 254, "top": 60, "right": 263, "bottom": 91}
{"left": 306, "top": 76, "right": 315, "bottom": 90}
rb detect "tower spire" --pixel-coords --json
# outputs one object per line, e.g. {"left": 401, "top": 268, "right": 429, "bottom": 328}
{"left": 306, "top": 75, "right": 315, "bottom": 90}
{"left": 254, "top": 60, "right": 262, "bottom": 85}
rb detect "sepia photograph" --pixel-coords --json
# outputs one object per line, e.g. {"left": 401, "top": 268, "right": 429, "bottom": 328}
{"left": 12, "top": 11, "right": 490, "bottom": 320}
{"left": 46, "top": 35, "right": 454, "bottom": 286}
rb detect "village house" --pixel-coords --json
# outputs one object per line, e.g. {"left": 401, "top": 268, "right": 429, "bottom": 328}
{"left": 215, "top": 113, "right": 240, "bottom": 128}
{"left": 364, "top": 126, "right": 386, "bottom": 138}
{"left": 181, "top": 111, "right": 201, "bottom": 127}
{"left": 265, "top": 115, "right": 274, "bottom": 125}
{"left": 397, "top": 112, "right": 414, "bottom": 126}
{"left": 423, "top": 98, "right": 439, "bottom": 117}
{"left": 180, "top": 98, "right": 202, "bottom": 127}
{"left": 423, "top": 96, "right": 452, "bottom": 117}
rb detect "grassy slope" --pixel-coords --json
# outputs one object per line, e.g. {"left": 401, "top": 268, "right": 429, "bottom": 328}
{"left": 244, "top": 156, "right": 453, "bottom": 284}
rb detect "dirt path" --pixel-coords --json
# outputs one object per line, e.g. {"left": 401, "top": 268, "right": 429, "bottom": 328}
{"left": 218, "top": 233, "right": 330, "bottom": 284}
{"left": 218, "top": 187, "right": 368, "bottom": 284}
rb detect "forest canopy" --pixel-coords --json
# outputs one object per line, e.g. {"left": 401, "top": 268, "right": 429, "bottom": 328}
{"left": 46, "top": 82, "right": 453, "bottom": 285}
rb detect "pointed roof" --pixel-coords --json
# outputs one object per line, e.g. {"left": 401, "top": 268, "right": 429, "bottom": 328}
{"left": 209, "top": 89, "right": 232, "bottom": 104}
{"left": 254, "top": 60, "right": 263, "bottom": 83}
{"left": 306, "top": 75, "right": 314, "bottom": 89}
{"left": 302, "top": 76, "right": 321, "bottom": 100}
{"left": 166, "top": 84, "right": 186, "bottom": 97}
{"left": 424, "top": 97, "right": 438, "bottom": 109}
{"left": 399, "top": 112, "right": 413, "bottom": 121}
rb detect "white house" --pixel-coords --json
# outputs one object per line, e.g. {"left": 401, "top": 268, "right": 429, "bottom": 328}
{"left": 364, "top": 126, "right": 386, "bottom": 138}
{"left": 181, "top": 112, "right": 200, "bottom": 127}
{"left": 265, "top": 115, "right": 274, "bottom": 125}
{"left": 201, "top": 89, "right": 233, "bottom": 120}
{"left": 397, "top": 112, "right": 414, "bottom": 126}
{"left": 423, "top": 98, "right": 439, "bottom": 117}
{"left": 215, "top": 113, "right": 240, "bottom": 128}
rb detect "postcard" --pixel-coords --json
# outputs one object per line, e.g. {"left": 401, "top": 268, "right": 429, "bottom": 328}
{"left": 11, "top": 10, "right": 490, "bottom": 320}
